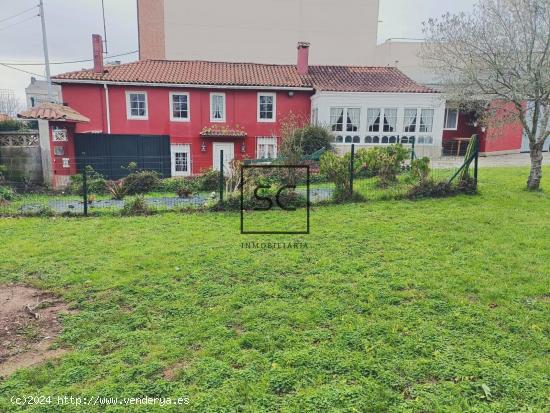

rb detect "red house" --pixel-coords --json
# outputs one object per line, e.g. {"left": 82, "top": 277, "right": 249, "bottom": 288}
{"left": 46, "top": 40, "right": 317, "bottom": 186}
{"left": 43, "top": 38, "right": 442, "bottom": 188}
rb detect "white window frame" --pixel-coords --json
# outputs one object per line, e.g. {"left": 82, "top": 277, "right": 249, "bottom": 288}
{"left": 256, "top": 137, "right": 278, "bottom": 159}
{"left": 257, "top": 92, "right": 276, "bottom": 122}
{"left": 171, "top": 144, "right": 191, "bottom": 177}
{"left": 330, "top": 107, "right": 361, "bottom": 135}
{"left": 444, "top": 108, "right": 459, "bottom": 130}
{"left": 126, "top": 91, "right": 148, "bottom": 120}
{"left": 210, "top": 92, "right": 226, "bottom": 122}
{"left": 169, "top": 92, "right": 190, "bottom": 122}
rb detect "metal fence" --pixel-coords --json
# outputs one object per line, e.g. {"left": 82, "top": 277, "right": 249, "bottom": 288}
{"left": 0, "top": 137, "right": 478, "bottom": 217}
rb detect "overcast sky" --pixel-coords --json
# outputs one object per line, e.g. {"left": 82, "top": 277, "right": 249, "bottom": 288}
{"left": 0, "top": 0, "right": 477, "bottom": 104}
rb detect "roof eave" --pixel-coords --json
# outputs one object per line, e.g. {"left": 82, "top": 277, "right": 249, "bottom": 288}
{"left": 52, "top": 78, "right": 315, "bottom": 92}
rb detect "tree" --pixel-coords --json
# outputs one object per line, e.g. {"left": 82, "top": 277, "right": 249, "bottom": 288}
{"left": 0, "top": 89, "right": 22, "bottom": 118}
{"left": 291, "top": 125, "right": 333, "bottom": 155}
{"left": 421, "top": 0, "right": 550, "bottom": 190}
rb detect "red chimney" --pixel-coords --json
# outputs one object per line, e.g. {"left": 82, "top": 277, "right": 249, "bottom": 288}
{"left": 92, "top": 34, "right": 104, "bottom": 73}
{"left": 297, "top": 42, "right": 310, "bottom": 75}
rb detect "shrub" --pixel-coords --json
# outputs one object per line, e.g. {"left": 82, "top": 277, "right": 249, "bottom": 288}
{"left": 408, "top": 175, "right": 477, "bottom": 199}
{"left": 0, "top": 120, "right": 27, "bottom": 131}
{"left": 411, "top": 156, "right": 431, "bottom": 183}
{"left": 175, "top": 179, "right": 197, "bottom": 198}
{"left": 106, "top": 180, "right": 127, "bottom": 200}
{"left": 320, "top": 150, "right": 365, "bottom": 202}
{"left": 0, "top": 185, "right": 15, "bottom": 202}
{"left": 197, "top": 168, "right": 219, "bottom": 191}
{"left": 363, "top": 145, "right": 410, "bottom": 187}
{"left": 69, "top": 166, "right": 107, "bottom": 195}
{"left": 211, "top": 188, "right": 307, "bottom": 211}
{"left": 407, "top": 179, "right": 453, "bottom": 199}
{"left": 290, "top": 124, "right": 333, "bottom": 156}
{"left": 121, "top": 196, "right": 152, "bottom": 216}
{"left": 123, "top": 170, "right": 161, "bottom": 194}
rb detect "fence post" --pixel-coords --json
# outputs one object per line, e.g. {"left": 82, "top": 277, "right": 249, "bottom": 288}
{"left": 410, "top": 136, "right": 416, "bottom": 163}
{"left": 474, "top": 134, "right": 479, "bottom": 190}
{"left": 82, "top": 152, "right": 88, "bottom": 216}
{"left": 349, "top": 143, "right": 355, "bottom": 196}
{"left": 219, "top": 150, "right": 224, "bottom": 202}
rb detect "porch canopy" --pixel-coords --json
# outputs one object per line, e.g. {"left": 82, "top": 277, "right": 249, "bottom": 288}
{"left": 18, "top": 103, "right": 90, "bottom": 123}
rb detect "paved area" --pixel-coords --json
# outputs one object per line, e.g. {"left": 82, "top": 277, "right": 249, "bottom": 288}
{"left": 478, "top": 153, "right": 550, "bottom": 167}
{"left": 432, "top": 152, "right": 550, "bottom": 169}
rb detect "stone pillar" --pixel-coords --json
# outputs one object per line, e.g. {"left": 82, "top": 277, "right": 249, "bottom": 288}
{"left": 38, "top": 119, "right": 53, "bottom": 186}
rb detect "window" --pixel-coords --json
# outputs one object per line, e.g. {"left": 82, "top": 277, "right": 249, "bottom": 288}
{"left": 170, "top": 92, "right": 190, "bottom": 121}
{"left": 404, "top": 109, "right": 417, "bottom": 132}
{"left": 419, "top": 109, "right": 434, "bottom": 132}
{"left": 331, "top": 108, "right": 360, "bottom": 135}
{"left": 367, "top": 108, "right": 381, "bottom": 132}
{"left": 171, "top": 144, "right": 191, "bottom": 176}
{"left": 444, "top": 108, "right": 459, "bottom": 130}
{"left": 330, "top": 108, "right": 344, "bottom": 131}
{"left": 346, "top": 108, "right": 360, "bottom": 132}
{"left": 258, "top": 93, "right": 276, "bottom": 121}
{"left": 257, "top": 137, "right": 277, "bottom": 159}
{"left": 383, "top": 108, "right": 397, "bottom": 132}
{"left": 210, "top": 93, "right": 226, "bottom": 122}
{"left": 126, "top": 92, "right": 148, "bottom": 119}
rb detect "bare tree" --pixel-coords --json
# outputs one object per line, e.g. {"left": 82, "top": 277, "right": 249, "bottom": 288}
{"left": 421, "top": 0, "right": 550, "bottom": 190}
{"left": 0, "top": 89, "right": 22, "bottom": 118}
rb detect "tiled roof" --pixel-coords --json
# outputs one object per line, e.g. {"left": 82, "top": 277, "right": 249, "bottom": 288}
{"left": 308, "top": 66, "right": 433, "bottom": 93}
{"left": 18, "top": 103, "right": 90, "bottom": 123}
{"left": 53, "top": 60, "right": 435, "bottom": 94}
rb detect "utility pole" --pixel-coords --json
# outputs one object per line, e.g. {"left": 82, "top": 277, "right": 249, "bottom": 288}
{"left": 38, "top": 0, "right": 53, "bottom": 102}
{"left": 101, "top": 0, "right": 108, "bottom": 54}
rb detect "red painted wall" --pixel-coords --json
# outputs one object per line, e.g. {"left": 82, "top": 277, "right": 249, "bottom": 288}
{"left": 443, "top": 104, "right": 523, "bottom": 154}
{"left": 481, "top": 101, "right": 523, "bottom": 154}
{"left": 49, "top": 121, "right": 77, "bottom": 177}
{"left": 60, "top": 84, "right": 311, "bottom": 173}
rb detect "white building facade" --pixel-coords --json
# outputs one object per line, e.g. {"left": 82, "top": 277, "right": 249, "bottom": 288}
{"left": 311, "top": 91, "right": 446, "bottom": 158}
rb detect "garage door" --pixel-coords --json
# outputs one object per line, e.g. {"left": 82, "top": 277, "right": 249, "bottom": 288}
{"left": 74, "top": 134, "right": 171, "bottom": 179}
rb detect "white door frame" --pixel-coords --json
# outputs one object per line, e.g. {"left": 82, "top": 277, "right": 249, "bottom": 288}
{"left": 171, "top": 144, "right": 191, "bottom": 176}
{"left": 213, "top": 142, "right": 234, "bottom": 172}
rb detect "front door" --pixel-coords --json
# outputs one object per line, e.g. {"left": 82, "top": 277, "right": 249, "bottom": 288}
{"left": 213, "top": 142, "right": 234, "bottom": 173}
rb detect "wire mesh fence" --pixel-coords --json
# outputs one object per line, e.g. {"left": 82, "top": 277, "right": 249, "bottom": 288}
{"left": 0, "top": 137, "right": 478, "bottom": 217}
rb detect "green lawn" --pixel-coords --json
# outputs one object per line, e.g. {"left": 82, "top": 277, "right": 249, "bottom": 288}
{"left": 0, "top": 167, "right": 549, "bottom": 412}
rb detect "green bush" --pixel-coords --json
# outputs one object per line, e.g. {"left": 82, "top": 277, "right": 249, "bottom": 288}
{"left": 0, "top": 185, "right": 15, "bottom": 201}
{"left": 292, "top": 124, "right": 333, "bottom": 156}
{"left": 197, "top": 168, "right": 219, "bottom": 191}
{"left": 0, "top": 120, "right": 27, "bottom": 131}
{"left": 121, "top": 196, "right": 152, "bottom": 216}
{"left": 363, "top": 145, "right": 410, "bottom": 187}
{"left": 106, "top": 180, "right": 127, "bottom": 200}
{"left": 123, "top": 170, "right": 161, "bottom": 195}
{"left": 411, "top": 156, "right": 431, "bottom": 182}
{"left": 175, "top": 179, "right": 198, "bottom": 198}
{"left": 320, "top": 150, "right": 366, "bottom": 202}
{"left": 69, "top": 166, "right": 107, "bottom": 195}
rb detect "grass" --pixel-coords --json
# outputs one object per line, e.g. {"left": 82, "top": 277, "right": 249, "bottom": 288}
{"left": 0, "top": 166, "right": 549, "bottom": 412}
